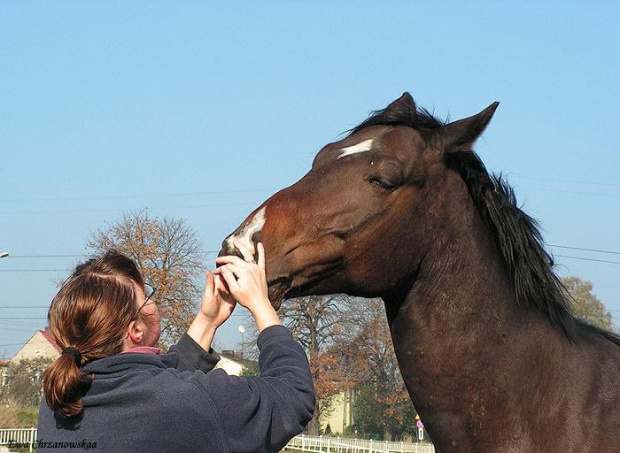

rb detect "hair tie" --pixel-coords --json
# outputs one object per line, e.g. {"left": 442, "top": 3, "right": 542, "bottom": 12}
{"left": 62, "top": 347, "right": 82, "bottom": 367}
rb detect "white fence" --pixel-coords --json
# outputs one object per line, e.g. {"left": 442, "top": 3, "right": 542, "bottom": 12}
{"left": 285, "top": 435, "right": 435, "bottom": 453}
{"left": 1, "top": 429, "right": 435, "bottom": 453}
{"left": 0, "top": 428, "right": 37, "bottom": 452}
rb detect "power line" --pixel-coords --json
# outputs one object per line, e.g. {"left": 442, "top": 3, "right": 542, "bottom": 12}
{"left": 0, "top": 339, "right": 52, "bottom": 348}
{"left": 554, "top": 255, "right": 620, "bottom": 265}
{"left": 0, "top": 188, "right": 273, "bottom": 203}
{"left": 0, "top": 269, "right": 67, "bottom": 273}
{"left": 3, "top": 246, "right": 619, "bottom": 260}
{"left": 0, "top": 317, "right": 47, "bottom": 320}
{"left": 511, "top": 174, "right": 620, "bottom": 189}
{"left": 0, "top": 251, "right": 222, "bottom": 272}
{"left": 2, "top": 256, "right": 619, "bottom": 273}
{"left": 0, "top": 246, "right": 617, "bottom": 265}
{"left": 6, "top": 251, "right": 220, "bottom": 259}
{"left": 521, "top": 186, "right": 620, "bottom": 199}
{"left": 0, "top": 319, "right": 45, "bottom": 323}
{"left": 0, "top": 326, "right": 45, "bottom": 333}
{"left": 1, "top": 202, "right": 256, "bottom": 215}
{"left": 2, "top": 174, "right": 619, "bottom": 205}
{"left": 0, "top": 313, "right": 246, "bottom": 321}
{"left": 7, "top": 254, "right": 84, "bottom": 259}
{"left": 548, "top": 244, "right": 620, "bottom": 256}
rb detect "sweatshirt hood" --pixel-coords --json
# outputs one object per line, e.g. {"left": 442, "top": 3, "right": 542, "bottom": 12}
{"left": 83, "top": 351, "right": 178, "bottom": 376}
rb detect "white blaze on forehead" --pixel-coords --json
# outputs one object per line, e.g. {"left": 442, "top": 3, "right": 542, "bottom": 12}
{"left": 338, "top": 139, "right": 375, "bottom": 159}
{"left": 225, "top": 207, "right": 267, "bottom": 253}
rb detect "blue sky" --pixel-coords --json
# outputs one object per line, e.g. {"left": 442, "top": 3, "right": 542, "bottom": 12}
{"left": 1, "top": 2, "right": 619, "bottom": 358}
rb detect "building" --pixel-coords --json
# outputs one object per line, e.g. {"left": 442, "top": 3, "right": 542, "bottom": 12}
{"left": 320, "top": 389, "right": 356, "bottom": 435}
{"left": 216, "top": 350, "right": 256, "bottom": 376}
{"left": 11, "top": 330, "right": 61, "bottom": 363}
{"left": 6, "top": 331, "right": 255, "bottom": 377}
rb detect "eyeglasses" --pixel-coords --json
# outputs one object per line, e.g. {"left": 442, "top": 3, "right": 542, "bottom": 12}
{"left": 137, "top": 283, "right": 157, "bottom": 313}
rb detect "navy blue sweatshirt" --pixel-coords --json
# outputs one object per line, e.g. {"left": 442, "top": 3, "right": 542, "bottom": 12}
{"left": 37, "top": 325, "right": 315, "bottom": 452}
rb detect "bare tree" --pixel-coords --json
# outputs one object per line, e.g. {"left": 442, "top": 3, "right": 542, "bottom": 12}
{"left": 87, "top": 209, "right": 204, "bottom": 347}
{"left": 241, "top": 295, "right": 413, "bottom": 437}
{"left": 282, "top": 295, "right": 355, "bottom": 435}
{"left": 338, "top": 298, "right": 415, "bottom": 440}
{"left": 238, "top": 295, "right": 352, "bottom": 435}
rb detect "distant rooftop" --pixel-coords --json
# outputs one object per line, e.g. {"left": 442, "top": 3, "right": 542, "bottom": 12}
{"left": 39, "top": 329, "right": 62, "bottom": 353}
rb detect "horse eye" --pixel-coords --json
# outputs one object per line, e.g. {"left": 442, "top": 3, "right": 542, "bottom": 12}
{"left": 369, "top": 177, "right": 396, "bottom": 190}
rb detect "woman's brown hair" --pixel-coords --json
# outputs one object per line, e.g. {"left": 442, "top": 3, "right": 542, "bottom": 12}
{"left": 43, "top": 250, "right": 145, "bottom": 418}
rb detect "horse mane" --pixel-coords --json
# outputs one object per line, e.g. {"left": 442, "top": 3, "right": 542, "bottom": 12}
{"left": 348, "top": 101, "right": 444, "bottom": 139}
{"left": 445, "top": 151, "right": 577, "bottom": 336}
{"left": 351, "top": 102, "right": 620, "bottom": 344}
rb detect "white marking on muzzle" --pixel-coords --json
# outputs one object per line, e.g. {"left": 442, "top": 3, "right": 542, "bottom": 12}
{"left": 225, "top": 207, "right": 267, "bottom": 254}
{"left": 338, "top": 139, "right": 374, "bottom": 159}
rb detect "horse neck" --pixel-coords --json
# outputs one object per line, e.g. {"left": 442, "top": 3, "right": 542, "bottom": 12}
{"left": 385, "top": 217, "right": 522, "bottom": 363}
{"left": 383, "top": 207, "right": 553, "bottom": 448}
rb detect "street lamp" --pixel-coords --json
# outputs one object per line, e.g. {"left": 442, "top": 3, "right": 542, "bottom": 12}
{"left": 238, "top": 325, "right": 246, "bottom": 359}
{"left": 0, "top": 252, "right": 9, "bottom": 259}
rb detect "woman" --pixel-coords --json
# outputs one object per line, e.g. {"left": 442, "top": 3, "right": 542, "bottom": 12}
{"left": 38, "top": 243, "right": 315, "bottom": 452}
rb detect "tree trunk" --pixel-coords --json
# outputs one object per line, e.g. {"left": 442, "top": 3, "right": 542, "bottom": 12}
{"left": 307, "top": 323, "right": 320, "bottom": 435}
{"left": 307, "top": 408, "right": 320, "bottom": 435}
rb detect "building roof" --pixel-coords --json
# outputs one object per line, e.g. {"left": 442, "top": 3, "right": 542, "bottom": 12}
{"left": 219, "top": 350, "right": 256, "bottom": 367}
{"left": 39, "top": 329, "right": 62, "bottom": 353}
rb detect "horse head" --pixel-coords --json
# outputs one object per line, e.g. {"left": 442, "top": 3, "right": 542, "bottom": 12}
{"left": 221, "top": 93, "right": 498, "bottom": 308}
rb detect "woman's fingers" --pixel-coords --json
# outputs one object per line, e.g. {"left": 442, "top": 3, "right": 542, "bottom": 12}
{"left": 215, "top": 255, "right": 250, "bottom": 267}
{"left": 233, "top": 239, "right": 256, "bottom": 263}
{"left": 219, "top": 266, "right": 241, "bottom": 290}
{"left": 204, "top": 270, "right": 215, "bottom": 295}
{"left": 214, "top": 244, "right": 267, "bottom": 310}
{"left": 214, "top": 275, "right": 234, "bottom": 301}
{"left": 257, "top": 242, "right": 265, "bottom": 271}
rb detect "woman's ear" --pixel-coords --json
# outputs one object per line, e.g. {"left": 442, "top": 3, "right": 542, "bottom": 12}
{"left": 126, "top": 319, "right": 144, "bottom": 347}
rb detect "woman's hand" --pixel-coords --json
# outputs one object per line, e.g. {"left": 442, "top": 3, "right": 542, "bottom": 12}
{"left": 215, "top": 242, "right": 280, "bottom": 332}
{"left": 200, "top": 271, "right": 237, "bottom": 328}
{"left": 187, "top": 270, "right": 236, "bottom": 351}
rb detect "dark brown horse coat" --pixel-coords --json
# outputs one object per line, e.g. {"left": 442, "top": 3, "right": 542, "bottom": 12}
{"left": 222, "top": 94, "right": 620, "bottom": 452}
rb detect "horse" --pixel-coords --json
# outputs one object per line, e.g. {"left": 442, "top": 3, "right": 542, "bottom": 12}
{"left": 220, "top": 93, "right": 620, "bottom": 452}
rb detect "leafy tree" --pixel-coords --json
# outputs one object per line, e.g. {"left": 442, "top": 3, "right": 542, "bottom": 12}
{"left": 0, "top": 357, "right": 54, "bottom": 407}
{"left": 352, "top": 383, "right": 384, "bottom": 440}
{"left": 233, "top": 295, "right": 355, "bottom": 435}
{"left": 241, "top": 295, "right": 412, "bottom": 438}
{"left": 87, "top": 209, "right": 204, "bottom": 347}
{"left": 240, "top": 362, "right": 259, "bottom": 376}
{"left": 562, "top": 276, "right": 613, "bottom": 330}
{"left": 338, "top": 298, "right": 415, "bottom": 440}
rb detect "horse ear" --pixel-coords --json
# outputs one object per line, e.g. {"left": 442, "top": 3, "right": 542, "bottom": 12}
{"left": 439, "top": 102, "right": 499, "bottom": 153}
{"left": 384, "top": 92, "right": 416, "bottom": 114}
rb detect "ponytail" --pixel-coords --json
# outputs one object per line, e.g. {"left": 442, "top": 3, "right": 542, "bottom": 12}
{"left": 43, "top": 351, "right": 91, "bottom": 418}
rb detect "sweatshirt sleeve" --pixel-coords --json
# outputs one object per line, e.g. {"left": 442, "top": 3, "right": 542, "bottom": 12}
{"left": 169, "top": 333, "right": 221, "bottom": 373}
{"left": 188, "top": 325, "right": 315, "bottom": 453}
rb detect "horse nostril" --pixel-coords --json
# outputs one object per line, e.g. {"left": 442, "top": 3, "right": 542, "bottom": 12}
{"left": 218, "top": 236, "right": 249, "bottom": 261}
{"left": 219, "top": 236, "right": 237, "bottom": 257}
{"left": 220, "top": 206, "right": 266, "bottom": 261}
